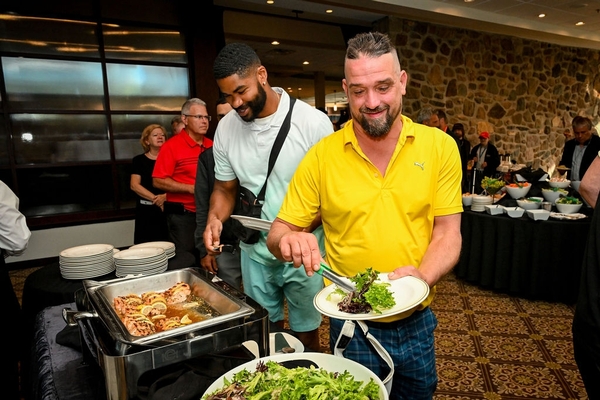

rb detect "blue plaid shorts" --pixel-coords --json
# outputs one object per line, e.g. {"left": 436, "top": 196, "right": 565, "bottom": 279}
{"left": 330, "top": 308, "right": 438, "bottom": 400}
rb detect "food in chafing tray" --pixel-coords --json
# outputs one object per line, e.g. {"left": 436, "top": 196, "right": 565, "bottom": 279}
{"left": 113, "top": 282, "right": 219, "bottom": 336}
{"left": 203, "top": 359, "right": 382, "bottom": 400}
{"left": 330, "top": 268, "right": 396, "bottom": 314}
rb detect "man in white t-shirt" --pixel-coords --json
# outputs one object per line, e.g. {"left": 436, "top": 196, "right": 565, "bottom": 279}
{"left": 203, "top": 43, "right": 333, "bottom": 351}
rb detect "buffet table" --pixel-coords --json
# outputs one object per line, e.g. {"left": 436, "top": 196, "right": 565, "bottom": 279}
{"left": 457, "top": 207, "right": 592, "bottom": 304}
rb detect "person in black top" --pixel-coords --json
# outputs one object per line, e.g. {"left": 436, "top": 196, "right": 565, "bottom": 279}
{"left": 452, "top": 123, "right": 472, "bottom": 193}
{"left": 194, "top": 100, "right": 242, "bottom": 289}
{"left": 573, "top": 155, "right": 600, "bottom": 399}
{"left": 559, "top": 116, "right": 600, "bottom": 181}
{"left": 469, "top": 131, "right": 500, "bottom": 193}
{"left": 130, "top": 124, "right": 168, "bottom": 244}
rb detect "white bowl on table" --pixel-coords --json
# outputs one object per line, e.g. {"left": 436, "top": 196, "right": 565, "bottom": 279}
{"left": 504, "top": 183, "right": 531, "bottom": 199}
{"left": 555, "top": 202, "right": 583, "bottom": 214}
{"left": 485, "top": 204, "right": 504, "bottom": 215}
{"left": 527, "top": 209, "right": 551, "bottom": 221}
{"left": 462, "top": 194, "right": 473, "bottom": 206}
{"left": 542, "top": 188, "right": 568, "bottom": 204}
{"left": 548, "top": 179, "right": 571, "bottom": 189}
{"left": 516, "top": 198, "right": 542, "bottom": 210}
{"left": 202, "top": 352, "right": 389, "bottom": 400}
{"left": 504, "top": 206, "right": 525, "bottom": 218}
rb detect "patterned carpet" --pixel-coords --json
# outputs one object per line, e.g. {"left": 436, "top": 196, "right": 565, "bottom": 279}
{"left": 10, "top": 268, "right": 587, "bottom": 399}
{"left": 315, "top": 272, "right": 587, "bottom": 399}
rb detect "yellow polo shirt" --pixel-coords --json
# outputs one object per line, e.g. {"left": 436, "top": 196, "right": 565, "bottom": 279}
{"left": 277, "top": 115, "right": 463, "bottom": 320}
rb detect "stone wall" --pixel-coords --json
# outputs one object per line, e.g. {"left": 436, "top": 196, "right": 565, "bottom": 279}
{"left": 377, "top": 17, "right": 600, "bottom": 172}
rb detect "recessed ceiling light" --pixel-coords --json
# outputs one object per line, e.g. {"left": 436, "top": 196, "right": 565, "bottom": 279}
{"left": 576, "top": 21, "right": 585, "bottom": 26}
{"left": 267, "top": 0, "right": 274, "bottom": 4}
{"left": 303, "top": 61, "right": 309, "bottom": 65}
{"left": 271, "top": 41, "right": 279, "bottom": 45}
{"left": 326, "top": 9, "right": 333, "bottom": 14}
{"left": 538, "top": 13, "right": 546, "bottom": 18}
{"left": 464, "top": 0, "right": 475, "bottom": 3}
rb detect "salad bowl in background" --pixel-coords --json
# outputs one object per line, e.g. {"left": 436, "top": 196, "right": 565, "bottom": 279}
{"left": 504, "top": 182, "right": 531, "bottom": 199}
{"left": 548, "top": 179, "right": 571, "bottom": 189}
{"left": 516, "top": 197, "right": 542, "bottom": 210}
{"left": 555, "top": 197, "right": 583, "bottom": 214}
{"left": 542, "top": 188, "right": 567, "bottom": 204}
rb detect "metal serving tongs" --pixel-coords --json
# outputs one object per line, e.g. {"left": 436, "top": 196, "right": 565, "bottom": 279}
{"left": 315, "top": 262, "right": 356, "bottom": 292}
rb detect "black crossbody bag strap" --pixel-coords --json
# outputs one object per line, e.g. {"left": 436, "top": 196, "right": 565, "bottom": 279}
{"left": 256, "top": 97, "right": 296, "bottom": 201}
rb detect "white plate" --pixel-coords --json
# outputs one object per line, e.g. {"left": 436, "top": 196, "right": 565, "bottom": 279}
{"left": 113, "top": 247, "right": 165, "bottom": 260}
{"left": 313, "top": 274, "right": 430, "bottom": 321}
{"left": 550, "top": 212, "right": 587, "bottom": 220}
{"left": 201, "top": 352, "right": 388, "bottom": 400}
{"left": 60, "top": 244, "right": 114, "bottom": 259}
{"left": 130, "top": 241, "right": 175, "bottom": 254}
{"left": 230, "top": 215, "right": 272, "bottom": 232}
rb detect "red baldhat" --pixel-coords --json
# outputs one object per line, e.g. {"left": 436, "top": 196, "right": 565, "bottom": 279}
{"left": 479, "top": 131, "right": 490, "bottom": 139}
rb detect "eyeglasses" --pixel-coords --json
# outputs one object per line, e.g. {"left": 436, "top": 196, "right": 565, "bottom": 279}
{"left": 185, "top": 114, "right": 211, "bottom": 122}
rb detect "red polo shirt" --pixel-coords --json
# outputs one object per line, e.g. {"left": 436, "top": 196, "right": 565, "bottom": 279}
{"left": 153, "top": 130, "right": 212, "bottom": 212}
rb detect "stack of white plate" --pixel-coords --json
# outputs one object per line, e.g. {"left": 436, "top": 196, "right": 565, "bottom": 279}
{"left": 471, "top": 195, "right": 493, "bottom": 212}
{"left": 113, "top": 247, "right": 168, "bottom": 277}
{"left": 129, "top": 241, "right": 176, "bottom": 259}
{"left": 59, "top": 244, "right": 116, "bottom": 280}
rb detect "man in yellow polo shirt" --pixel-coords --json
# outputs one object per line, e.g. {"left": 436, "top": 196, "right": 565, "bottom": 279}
{"left": 267, "top": 32, "right": 462, "bottom": 400}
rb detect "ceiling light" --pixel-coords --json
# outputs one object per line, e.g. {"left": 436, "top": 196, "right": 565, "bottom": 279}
{"left": 464, "top": 0, "right": 475, "bottom": 2}
{"left": 271, "top": 41, "right": 279, "bottom": 45}
{"left": 326, "top": 9, "right": 333, "bottom": 14}
{"left": 267, "top": 0, "right": 274, "bottom": 4}
{"left": 576, "top": 21, "right": 585, "bottom": 26}
{"left": 303, "top": 61, "right": 309, "bottom": 65}
{"left": 538, "top": 13, "right": 546, "bottom": 18}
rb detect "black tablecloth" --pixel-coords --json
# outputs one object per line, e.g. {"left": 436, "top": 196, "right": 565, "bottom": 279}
{"left": 456, "top": 207, "right": 592, "bottom": 304}
{"left": 21, "top": 251, "right": 196, "bottom": 400}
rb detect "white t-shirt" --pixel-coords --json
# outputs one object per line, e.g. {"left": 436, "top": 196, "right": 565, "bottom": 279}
{"left": 213, "top": 88, "right": 334, "bottom": 265}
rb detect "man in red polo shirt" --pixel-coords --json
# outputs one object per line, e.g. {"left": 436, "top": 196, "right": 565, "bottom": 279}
{"left": 153, "top": 98, "right": 212, "bottom": 260}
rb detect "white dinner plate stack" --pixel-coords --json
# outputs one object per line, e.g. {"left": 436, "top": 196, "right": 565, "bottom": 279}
{"left": 113, "top": 247, "right": 168, "bottom": 277}
{"left": 471, "top": 195, "right": 493, "bottom": 212}
{"left": 129, "top": 241, "right": 176, "bottom": 259}
{"left": 59, "top": 244, "right": 116, "bottom": 280}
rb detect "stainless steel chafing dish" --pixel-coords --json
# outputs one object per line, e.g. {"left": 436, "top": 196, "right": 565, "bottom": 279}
{"left": 63, "top": 268, "right": 270, "bottom": 399}
{"left": 64, "top": 268, "right": 255, "bottom": 345}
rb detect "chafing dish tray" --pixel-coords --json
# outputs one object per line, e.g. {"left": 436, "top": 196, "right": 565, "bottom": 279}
{"left": 63, "top": 268, "right": 255, "bottom": 345}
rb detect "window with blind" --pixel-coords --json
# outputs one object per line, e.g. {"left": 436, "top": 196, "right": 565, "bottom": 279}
{"left": 0, "top": 13, "right": 190, "bottom": 226}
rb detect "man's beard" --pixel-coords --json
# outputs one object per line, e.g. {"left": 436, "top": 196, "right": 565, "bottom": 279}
{"left": 354, "top": 104, "right": 399, "bottom": 139}
{"left": 238, "top": 83, "right": 268, "bottom": 122}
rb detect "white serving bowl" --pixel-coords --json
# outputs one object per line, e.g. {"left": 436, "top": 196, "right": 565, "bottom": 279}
{"left": 516, "top": 198, "right": 542, "bottom": 210}
{"left": 504, "top": 206, "right": 525, "bottom": 218}
{"left": 462, "top": 194, "right": 473, "bottom": 206}
{"left": 555, "top": 202, "right": 583, "bottom": 214}
{"left": 548, "top": 179, "right": 571, "bottom": 189}
{"left": 202, "top": 352, "right": 388, "bottom": 400}
{"left": 542, "top": 188, "right": 568, "bottom": 204}
{"left": 527, "top": 209, "right": 550, "bottom": 221}
{"left": 504, "top": 183, "right": 531, "bottom": 199}
{"left": 485, "top": 204, "right": 504, "bottom": 215}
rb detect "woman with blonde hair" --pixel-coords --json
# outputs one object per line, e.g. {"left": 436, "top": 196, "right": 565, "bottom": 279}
{"left": 130, "top": 124, "right": 168, "bottom": 243}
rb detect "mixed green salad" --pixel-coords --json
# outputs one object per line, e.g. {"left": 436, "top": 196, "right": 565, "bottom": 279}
{"left": 556, "top": 196, "right": 582, "bottom": 204}
{"left": 330, "top": 268, "right": 396, "bottom": 314}
{"left": 202, "top": 360, "right": 382, "bottom": 400}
